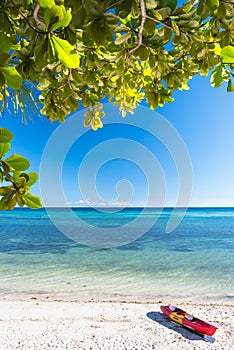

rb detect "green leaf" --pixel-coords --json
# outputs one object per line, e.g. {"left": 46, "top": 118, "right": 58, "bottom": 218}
{"left": 227, "top": 80, "right": 234, "bottom": 92}
{"left": 115, "top": 32, "right": 131, "bottom": 45}
{"left": 217, "top": 2, "right": 226, "bottom": 17}
{"left": 26, "top": 172, "right": 38, "bottom": 186}
{"left": 181, "top": 0, "right": 198, "bottom": 11}
{"left": 12, "top": 170, "right": 21, "bottom": 182}
{"left": 6, "top": 193, "right": 17, "bottom": 210}
{"left": 22, "top": 193, "right": 42, "bottom": 209}
{"left": 44, "top": 5, "right": 71, "bottom": 30}
{"left": 210, "top": 65, "right": 230, "bottom": 88}
{"left": 144, "top": 18, "right": 156, "bottom": 35}
{"left": 86, "top": 19, "right": 108, "bottom": 44}
{"left": 50, "top": 36, "right": 80, "bottom": 68}
{"left": 43, "top": 6, "right": 63, "bottom": 29}
{"left": 15, "top": 176, "right": 27, "bottom": 187}
{"left": 84, "top": 104, "right": 105, "bottom": 130}
{"left": 19, "top": 173, "right": 29, "bottom": 182}
{"left": 0, "top": 197, "right": 6, "bottom": 210}
{"left": 197, "top": 47, "right": 207, "bottom": 59}
{"left": 0, "top": 192, "right": 17, "bottom": 210}
{"left": 52, "top": 6, "right": 72, "bottom": 30}
{"left": 206, "top": 0, "right": 219, "bottom": 10}
{"left": 156, "top": 7, "right": 172, "bottom": 20}
{"left": 164, "top": 0, "right": 178, "bottom": 11}
{"left": 64, "top": 26, "right": 77, "bottom": 45}
{"left": 16, "top": 193, "right": 25, "bottom": 208}
{"left": 135, "top": 46, "right": 150, "bottom": 61}
{"left": 0, "top": 142, "right": 10, "bottom": 158}
{"left": 37, "top": 0, "right": 55, "bottom": 8}
{"left": 1, "top": 160, "right": 11, "bottom": 173}
{"left": 145, "top": 0, "right": 158, "bottom": 10}
{"left": 0, "top": 34, "right": 12, "bottom": 53}
{"left": 171, "top": 21, "right": 180, "bottom": 36}
{"left": 0, "top": 128, "right": 13, "bottom": 143}
{"left": 84, "top": 0, "right": 103, "bottom": 17}
{"left": 114, "top": 24, "right": 131, "bottom": 33}
{"left": 34, "top": 37, "right": 48, "bottom": 70}
{"left": 182, "top": 20, "right": 199, "bottom": 28}
{"left": 220, "top": 46, "right": 234, "bottom": 64}
{"left": 178, "top": 8, "right": 197, "bottom": 19}
{"left": 153, "top": 10, "right": 162, "bottom": 20}
{"left": 0, "top": 52, "right": 10, "bottom": 66}
{"left": 161, "top": 27, "right": 172, "bottom": 44}
{"left": 0, "top": 186, "right": 12, "bottom": 196}
{"left": 4, "top": 154, "right": 30, "bottom": 171}
{"left": 0, "top": 67, "right": 22, "bottom": 89}
{"left": 225, "top": 3, "right": 234, "bottom": 19}
{"left": 0, "top": 192, "right": 12, "bottom": 210}
{"left": 18, "top": 186, "right": 29, "bottom": 195}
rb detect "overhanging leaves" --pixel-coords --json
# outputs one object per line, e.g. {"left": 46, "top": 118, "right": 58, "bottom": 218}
{"left": 37, "top": 0, "right": 55, "bottom": 9}
{"left": 26, "top": 172, "right": 38, "bottom": 186}
{"left": 0, "top": 143, "right": 10, "bottom": 158}
{"left": 22, "top": 193, "right": 42, "bottom": 209}
{"left": 0, "top": 0, "right": 233, "bottom": 129}
{"left": 44, "top": 5, "right": 72, "bottom": 31}
{"left": 4, "top": 154, "right": 30, "bottom": 171}
{"left": 210, "top": 65, "right": 230, "bottom": 88}
{"left": 0, "top": 129, "right": 40, "bottom": 211}
{"left": 0, "top": 34, "right": 13, "bottom": 54}
{"left": 50, "top": 36, "right": 80, "bottom": 68}
{"left": 0, "top": 129, "right": 13, "bottom": 143}
{"left": 0, "top": 67, "right": 22, "bottom": 89}
{"left": 220, "top": 46, "right": 234, "bottom": 64}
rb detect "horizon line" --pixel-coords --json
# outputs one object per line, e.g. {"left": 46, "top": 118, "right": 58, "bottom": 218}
{"left": 12, "top": 206, "right": 234, "bottom": 210}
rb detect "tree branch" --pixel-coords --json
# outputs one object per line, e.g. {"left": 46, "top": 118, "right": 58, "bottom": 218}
{"left": 126, "top": 0, "right": 194, "bottom": 58}
{"left": 33, "top": 3, "right": 46, "bottom": 29}
{"left": 127, "top": 0, "right": 147, "bottom": 57}
{"left": 10, "top": 0, "right": 49, "bottom": 35}
{"left": 145, "top": 14, "right": 194, "bottom": 43}
{"left": 105, "top": 0, "right": 125, "bottom": 11}
{"left": 145, "top": 14, "right": 172, "bottom": 30}
{"left": 0, "top": 161, "right": 18, "bottom": 190}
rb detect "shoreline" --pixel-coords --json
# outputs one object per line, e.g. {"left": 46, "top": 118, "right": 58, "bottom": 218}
{"left": 0, "top": 298, "right": 233, "bottom": 350}
{"left": 0, "top": 290, "right": 233, "bottom": 305}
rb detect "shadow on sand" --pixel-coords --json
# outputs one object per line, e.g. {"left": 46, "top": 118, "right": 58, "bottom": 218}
{"left": 146, "top": 311, "right": 215, "bottom": 343}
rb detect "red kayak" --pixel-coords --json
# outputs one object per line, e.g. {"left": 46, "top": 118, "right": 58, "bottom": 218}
{"left": 160, "top": 305, "right": 218, "bottom": 336}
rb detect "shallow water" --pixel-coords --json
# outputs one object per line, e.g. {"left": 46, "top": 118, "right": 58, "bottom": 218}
{"left": 0, "top": 207, "right": 233, "bottom": 301}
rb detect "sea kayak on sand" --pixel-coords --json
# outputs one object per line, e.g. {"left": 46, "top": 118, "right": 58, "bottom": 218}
{"left": 160, "top": 305, "right": 218, "bottom": 336}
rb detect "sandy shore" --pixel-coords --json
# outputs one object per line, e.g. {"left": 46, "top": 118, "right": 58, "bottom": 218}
{"left": 0, "top": 298, "right": 233, "bottom": 350}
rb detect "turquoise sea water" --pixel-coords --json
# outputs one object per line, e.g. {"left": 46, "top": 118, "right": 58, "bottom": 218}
{"left": 0, "top": 208, "right": 233, "bottom": 301}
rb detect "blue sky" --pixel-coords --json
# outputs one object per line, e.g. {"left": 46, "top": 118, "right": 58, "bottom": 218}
{"left": 1, "top": 74, "right": 234, "bottom": 207}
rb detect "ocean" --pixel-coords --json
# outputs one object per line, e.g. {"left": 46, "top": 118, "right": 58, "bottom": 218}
{"left": 0, "top": 207, "right": 233, "bottom": 301}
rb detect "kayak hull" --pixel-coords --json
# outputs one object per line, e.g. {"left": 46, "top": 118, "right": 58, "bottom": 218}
{"left": 160, "top": 305, "right": 218, "bottom": 336}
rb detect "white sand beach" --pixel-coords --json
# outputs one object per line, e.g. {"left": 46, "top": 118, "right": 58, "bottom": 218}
{"left": 0, "top": 298, "right": 233, "bottom": 350}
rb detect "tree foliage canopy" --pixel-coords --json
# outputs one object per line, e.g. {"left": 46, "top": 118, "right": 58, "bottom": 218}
{"left": 0, "top": 0, "right": 233, "bottom": 210}
{"left": 0, "top": 128, "right": 42, "bottom": 210}
{"left": 0, "top": 0, "right": 233, "bottom": 129}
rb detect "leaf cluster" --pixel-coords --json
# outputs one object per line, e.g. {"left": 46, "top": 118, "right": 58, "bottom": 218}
{"left": 0, "top": 0, "right": 233, "bottom": 129}
{"left": 0, "top": 128, "right": 42, "bottom": 210}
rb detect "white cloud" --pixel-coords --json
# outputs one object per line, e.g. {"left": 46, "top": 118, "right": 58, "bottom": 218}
{"left": 67, "top": 199, "right": 131, "bottom": 207}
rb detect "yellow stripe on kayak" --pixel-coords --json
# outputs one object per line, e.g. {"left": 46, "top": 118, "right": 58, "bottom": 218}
{"left": 170, "top": 312, "right": 184, "bottom": 325}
